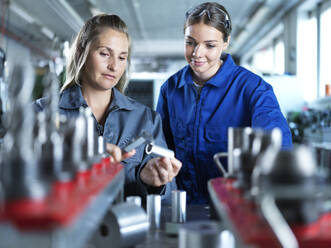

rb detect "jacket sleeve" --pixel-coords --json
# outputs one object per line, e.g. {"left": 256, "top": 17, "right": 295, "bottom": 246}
{"left": 249, "top": 80, "right": 293, "bottom": 149}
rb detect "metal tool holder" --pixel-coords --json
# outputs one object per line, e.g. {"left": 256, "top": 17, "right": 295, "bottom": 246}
{"left": 0, "top": 158, "right": 125, "bottom": 248}
{"left": 208, "top": 143, "right": 331, "bottom": 248}
{"left": 0, "top": 64, "right": 128, "bottom": 248}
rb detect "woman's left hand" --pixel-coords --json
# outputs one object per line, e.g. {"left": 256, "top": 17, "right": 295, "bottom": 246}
{"left": 140, "top": 157, "right": 182, "bottom": 187}
{"left": 106, "top": 143, "right": 136, "bottom": 163}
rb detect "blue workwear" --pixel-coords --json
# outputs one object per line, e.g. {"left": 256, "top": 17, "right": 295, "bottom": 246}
{"left": 156, "top": 54, "right": 292, "bottom": 204}
{"left": 34, "top": 84, "right": 177, "bottom": 202}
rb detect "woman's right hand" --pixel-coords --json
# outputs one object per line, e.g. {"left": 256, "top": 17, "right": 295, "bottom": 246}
{"left": 106, "top": 143, "right": 136, "bottom": 163}
{"left": 140, "top": 157, "right": 182, "bottom": 187}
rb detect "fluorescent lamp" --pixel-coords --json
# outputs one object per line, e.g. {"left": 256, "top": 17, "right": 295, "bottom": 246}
{"left": 10, "top": 3, "right": 36, "bottom": 24}
{"left": 41, "top": 27, "right": 55, "bottom": 40}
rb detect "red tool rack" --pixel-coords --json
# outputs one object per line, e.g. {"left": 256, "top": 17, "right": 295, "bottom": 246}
{"left": 208, "top": 178, "right": 331, "bottom": 248}
{"left": 0, "top": 157, "right": 124, "bottom": 248}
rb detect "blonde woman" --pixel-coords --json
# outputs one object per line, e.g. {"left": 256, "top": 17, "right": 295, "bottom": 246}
{"left": 35, "top": 14, "right": 181, "bottom": 201}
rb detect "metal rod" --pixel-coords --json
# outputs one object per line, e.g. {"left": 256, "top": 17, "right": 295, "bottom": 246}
{"left": 171, "top": 190, "right": 186, "bottom": 223}
{"left": 145, "top": 143, "right": 174, "bottom": 158}
{"left": 147, "top": 194, "right": 161, "bottom": 229}
{"left": 260, "top": 194, "right": 299, "bottom": 248}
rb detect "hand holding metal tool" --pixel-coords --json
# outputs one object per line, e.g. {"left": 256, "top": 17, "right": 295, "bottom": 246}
{"left": 145, "top": 143, "right": 175, "bottom": 158}
{"left": 122, "top": 131, "right": 153, "bottom": 153}
{"left": 122, "top": 131, "right": 175, "bottom": 159}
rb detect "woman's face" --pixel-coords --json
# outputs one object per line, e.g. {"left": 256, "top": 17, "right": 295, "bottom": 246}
{"left": 82, "top": 28, "right": 129, "bottom": 91}
{"left": 184, "top": 22, "right": 229, "bottom": 83}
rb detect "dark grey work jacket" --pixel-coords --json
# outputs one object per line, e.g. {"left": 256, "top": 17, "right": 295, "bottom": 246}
{"left": 34, "top": 84, "right": 177, "bottom": 202}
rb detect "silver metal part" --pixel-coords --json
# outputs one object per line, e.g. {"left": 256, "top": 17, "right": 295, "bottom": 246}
{"left": 2, "top": 65, "right": 48, "bottom": 200}
{"left": 59, "top": 117, "right": 78, "bottom": 181}
{"left": 213, "top": 127, "right": 253, "bottom": 178}
{"left": 72, "top": 110, "right": 88, "bottom": 171}
{"left": 147, "top": 194, "right": 161, "bottom": 229}
{"left": 97, "top": 136, "right": 106, "bottom": 157}
{"left": 252, "top": 145, "right": 319, "bottom": 198}
{"left": 213, "top": 127, "right": 282, "bottom": 178}
{"left": 124, "top": 137, "right": 147, "bottom": 153}
{"left": 179, "top": 221, "right": 234, "bottom": 248}
{"left": 126, "top": 195, "right": 142, "bottom": 207}
{"left": 86, "top": 107, "right": 95, "bottom": 160}
{"left": 260, "top": 195, "right": 299, "bottom": 248}
{"left": 89, "top": 202, "right": 148, "bottom": 248}
{"left": 171, "top": 190, "right": 186, "bottom": 223}
{"left": 145, "top": 143, "right": 175, "bottom": 158}
{"left": 84, "top": 107, "right": 99, "bottom": 163}
{"left": 36, "top": 63, "right": 64, "bottom": 181}
{"left": 123, "top": 131, "right": 153, "bottom": 153}
{"left": 0, "top": 168, "right": 125, "bottom": 248}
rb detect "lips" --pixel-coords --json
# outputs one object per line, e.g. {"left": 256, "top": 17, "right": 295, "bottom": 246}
{"left": 102, "top": 73, "right": 116, "bottom": 80}
{"left": 192, "top": 60, "right": 206, "bottom": 67}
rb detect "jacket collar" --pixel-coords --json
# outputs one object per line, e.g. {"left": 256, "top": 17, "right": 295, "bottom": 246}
{"left": 59, "top": 84, "right": 136, "bottom": 111}
{"left": 178, "top": 53, "right": 236, "bottom": 88}
{"left": 110, "top": 87, "right": 136, "bottom": 111}
{"left": 59, "top": 84, "right": 87, "bottom": 109}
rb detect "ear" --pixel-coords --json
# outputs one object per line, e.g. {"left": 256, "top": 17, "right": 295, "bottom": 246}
{"left": 223, "top": 35, "right": 231, "bottom": 50}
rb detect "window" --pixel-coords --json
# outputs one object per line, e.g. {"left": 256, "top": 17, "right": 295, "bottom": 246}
{"left": 274, "top": 39, "right": 285, "bottom": 75}
{"left": 251, "top": 46, "right": 274, "bottom": 74}
{"left": 320, "top": 7, "right": 331, "bottom": 97}
{"left": 250, "top": 38, "right": 284, "bottom": 75}
{"left": 297, "top": 12, "right": 317, "bottom": 102}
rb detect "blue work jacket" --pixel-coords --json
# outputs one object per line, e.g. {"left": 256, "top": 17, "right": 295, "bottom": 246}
{"left": 34, "top": 85, "right": 177, "bottom": 202}
{"left": 156, "top": 54, "right": 292, "bottom": 204}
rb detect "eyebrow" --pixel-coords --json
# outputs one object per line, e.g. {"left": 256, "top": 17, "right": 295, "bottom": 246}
{"left": 185, "top": 36, "right": 219, "bottom": 43}
{"left": 97, "top": 46, "right": 128, "bottom": 55}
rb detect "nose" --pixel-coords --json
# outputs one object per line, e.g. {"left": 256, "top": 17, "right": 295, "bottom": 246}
{"left": 107, "top": 57, "right": 117, "bottom": 71}
{"left": 192, "top": 44, "right": 203, "bottom": 57}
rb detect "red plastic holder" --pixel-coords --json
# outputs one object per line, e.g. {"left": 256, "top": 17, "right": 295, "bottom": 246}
{"left": 209, "top": 178, "right": 331, "bottom": 248}
{"left": 0, "top": 157, "right": 123, "bottom": 230}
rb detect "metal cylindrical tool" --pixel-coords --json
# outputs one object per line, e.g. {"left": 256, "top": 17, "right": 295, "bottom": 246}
{"left": 98, "top": 136, "right": 106, "bottom": 157}
{"left": 126, "top": 196, "right": 142, "bottom": 207}
{"left": 147, "top": 194, "right": 161, "bottom": 229}
{"left": 2, "top": 65, "right": 49, "bottom": 201}
{"left": 72, "top": 112, "right": 88, "bottom": 172}
{"left": 89, "top": 202, "right": 149, "bottom": 248}
{"left": 179, "top": 221, "right": 234, "bottom": 248}
{"left": 171, "top": 190, "right": 186, "bottom": 223}
{"left": 145, "top": 143, "right": 174, "bottom": 158}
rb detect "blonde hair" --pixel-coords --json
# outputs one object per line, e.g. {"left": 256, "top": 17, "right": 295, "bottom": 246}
{"left": 61, "top": 14, "right": 131, "bottom": 93}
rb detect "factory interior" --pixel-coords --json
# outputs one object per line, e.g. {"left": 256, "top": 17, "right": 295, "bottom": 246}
{"left": 1, "top": 0, "right": 331, "bottom": 247}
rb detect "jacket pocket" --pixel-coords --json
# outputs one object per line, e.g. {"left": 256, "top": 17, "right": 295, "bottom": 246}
{"left": 204, "top": 125, "right": 228, "bottom": 155}
{"left": 204, "top": 126, "right": 227, "bottom": 142}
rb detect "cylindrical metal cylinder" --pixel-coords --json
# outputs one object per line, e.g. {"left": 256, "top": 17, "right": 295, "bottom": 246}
{"left": 89, "top": 202, "right": 149, "bottom": 248}
{"left": 179, "top": 221, "right": 234, "bottom": 248}
{"left": 147, "top": 194, "right": 161, "bottom": 229}
{"left": 145, "top": 143, "right": 174, "bottom": 158}
{"left": 86, "top": 107, "right": 95, "bottom": 160}
{"left": 126, "top": 195, "right": 142, "bottom": 207}
{"left": 98, "top": 136, "right": 104, "bottom": 155}
{"left": 171, "top": 190, "right": 186, "bottom": 223}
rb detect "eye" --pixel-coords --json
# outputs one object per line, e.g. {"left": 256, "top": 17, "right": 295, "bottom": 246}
{"left": 100, "top": 51, "right": 110, "bottom": 57}
{"left": 206, "top": 44, "right": 216, "bottom": 49}
{"left": 119, "top": 56, "right": 127, "bottom": 61}
{"left": 185, "top": 41, "right": 194, "bottom": 46}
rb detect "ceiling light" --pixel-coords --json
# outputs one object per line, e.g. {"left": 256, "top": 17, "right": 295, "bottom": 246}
{"left": 10, "top": 3, "right": 36, "bottom": 24}
{"left": 41, "top": 27, "right": 55, "bottom": 40}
